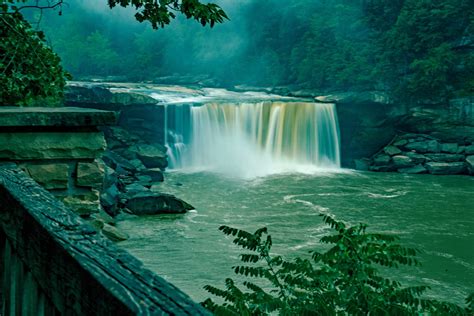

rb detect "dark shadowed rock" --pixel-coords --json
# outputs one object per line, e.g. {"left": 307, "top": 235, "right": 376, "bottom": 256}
{"left": 139, "top": 168, "right": 165, "bottom": 182}
{"left": 373, "top": 154, "right": 391, "bottom": 166}
{"left": 126, "top": 192, "right": 194, "bottom": 215}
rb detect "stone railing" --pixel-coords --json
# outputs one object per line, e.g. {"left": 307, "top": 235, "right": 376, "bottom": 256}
{"left": 0, "top": 107, "right": 117, "bottom": 216}
{"left": 0, "top": 165, "right": 209, "bottom": 315}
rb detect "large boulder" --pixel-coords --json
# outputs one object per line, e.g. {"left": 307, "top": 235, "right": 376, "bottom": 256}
{"left": 425, "top": 162, "right": 467, "bottom": 175}
{"left": 100, "top": 184, "right": 120, "bottom": 216}
{"left": 131, "top": 144, "right": 168, "bottom": 169}
{"left": 126, "top": 192, "right": 194, "bottom": 215}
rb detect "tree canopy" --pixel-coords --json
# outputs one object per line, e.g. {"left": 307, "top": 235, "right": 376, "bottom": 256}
{"left": 0, "top": 0, "right": 227, "bottom": 106}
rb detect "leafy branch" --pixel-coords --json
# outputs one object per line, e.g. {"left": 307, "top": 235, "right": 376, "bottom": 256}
{"left": 203, "top": 214, "right": 473, "bottom": 315}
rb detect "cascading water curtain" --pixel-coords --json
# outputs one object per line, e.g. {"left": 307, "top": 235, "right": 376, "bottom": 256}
{"left": 166, "top": 102, "right": 340, "bottom": 177}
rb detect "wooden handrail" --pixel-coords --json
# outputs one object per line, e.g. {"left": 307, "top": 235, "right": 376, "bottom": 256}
{"left": 0, "top": 165, "right": 210, "bottom": 315}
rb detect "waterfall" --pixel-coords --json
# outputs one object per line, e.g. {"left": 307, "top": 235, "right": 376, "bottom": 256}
{"left": 165, "top": 101, "right": 340, "bottom": 178}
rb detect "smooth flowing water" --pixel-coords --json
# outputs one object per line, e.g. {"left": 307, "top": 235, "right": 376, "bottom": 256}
{"left": 117, "top": 171, "right": 474, "bottom": 305}
{"left": 165, "top": 101, "right": 340, "bottom": 177}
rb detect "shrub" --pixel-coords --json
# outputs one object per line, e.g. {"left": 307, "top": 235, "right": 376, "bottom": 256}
{"left": 203, "top": 215, "right": 473, "bottom": 315}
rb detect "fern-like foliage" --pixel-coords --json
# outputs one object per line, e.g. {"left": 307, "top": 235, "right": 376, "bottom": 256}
{"left": 202, "top": 214, "right": 473, "bottom": 316}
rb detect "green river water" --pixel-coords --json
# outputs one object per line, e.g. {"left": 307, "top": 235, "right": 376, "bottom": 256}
{"left": 117, "top": 170, "right": 474, "bottom": 306}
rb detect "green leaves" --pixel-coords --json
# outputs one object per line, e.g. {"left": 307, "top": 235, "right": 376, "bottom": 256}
{"left": 204, "top": 214, "right": 473, "bottom": 315}
{"left": 107, "top": 0, "right": 228, "bottom": 29}
{"left": 1, "top": 13, "right": 68, "bottom": 106}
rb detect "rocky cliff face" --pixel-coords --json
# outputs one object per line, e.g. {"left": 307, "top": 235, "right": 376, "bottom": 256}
{"left": 335, "top": 94, "right": 474, "bottom": 170}
{"left": 64, "top": 83, "right": 194, "bottom": 219}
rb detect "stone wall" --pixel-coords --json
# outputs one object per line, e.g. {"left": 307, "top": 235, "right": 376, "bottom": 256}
{"left": 0, "top": 107, "right": 116, "bottom": 216}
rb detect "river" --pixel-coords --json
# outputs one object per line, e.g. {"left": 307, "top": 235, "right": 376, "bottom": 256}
{"left": 117, "top": 170, "right": 474, "bottom": 305}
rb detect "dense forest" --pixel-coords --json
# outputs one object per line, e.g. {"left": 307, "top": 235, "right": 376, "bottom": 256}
{"left": 26, "top": 0, "right": 474, "bottom": 104}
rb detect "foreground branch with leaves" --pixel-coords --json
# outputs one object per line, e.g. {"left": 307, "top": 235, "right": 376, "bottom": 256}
{"left": 203, "top": 215, "right": 473, "bottom": 315}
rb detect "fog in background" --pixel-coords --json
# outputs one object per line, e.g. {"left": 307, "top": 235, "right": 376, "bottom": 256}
{"left": 27, "top": 0, "right": 366, "bottom": 88}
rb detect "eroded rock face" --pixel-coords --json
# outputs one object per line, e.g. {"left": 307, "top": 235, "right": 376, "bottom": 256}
{"left": 125, "top": 192, "right": 194, "bottom": 215}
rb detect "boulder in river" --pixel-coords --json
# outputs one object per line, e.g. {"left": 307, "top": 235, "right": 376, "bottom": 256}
{"left": 126, "top": 192, "right": 194, "bottom": 215}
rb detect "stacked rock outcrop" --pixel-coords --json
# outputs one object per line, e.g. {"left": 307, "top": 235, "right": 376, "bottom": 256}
{"left": 356, "top": 134, "right": 473, "bottom": 175}
{"left": 99, "top": 126, "right": 193, "bottom": 218}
